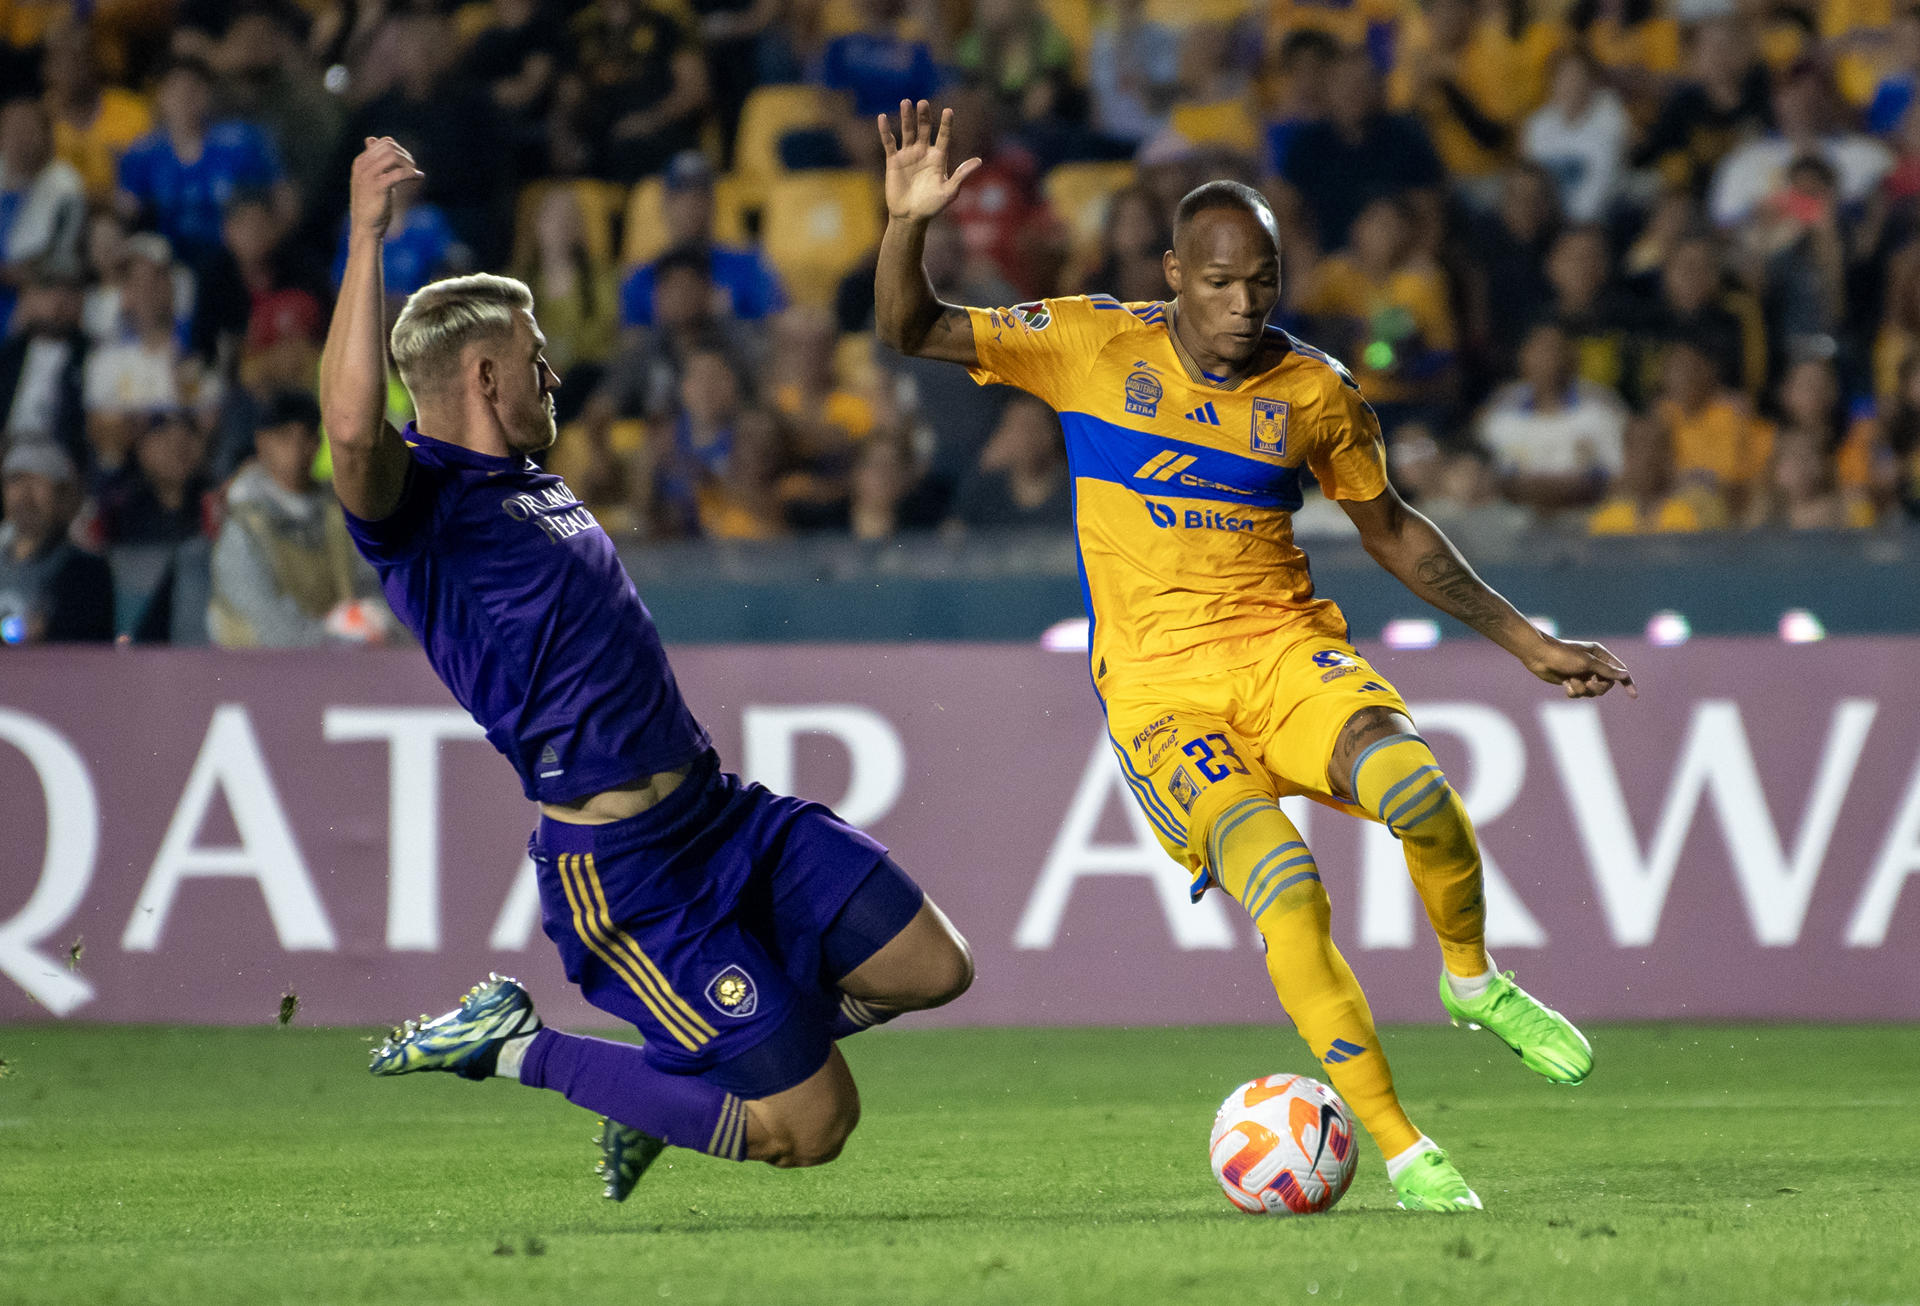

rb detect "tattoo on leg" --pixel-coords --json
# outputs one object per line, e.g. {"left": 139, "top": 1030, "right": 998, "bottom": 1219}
{"left": 1331, "top": 706, "right": 1415, "bottom": 800}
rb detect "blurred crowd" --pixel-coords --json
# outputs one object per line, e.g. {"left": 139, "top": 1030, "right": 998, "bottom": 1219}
{"left": 4, "top": 0, "right": 1920, "bottom": 645}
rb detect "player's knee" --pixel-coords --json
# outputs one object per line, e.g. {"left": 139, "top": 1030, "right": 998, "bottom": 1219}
{"left": 1344, "top": 730, "right": 1460, "bottom": 835}
{"left": 879, "top": 915, "right": 975, "bottom": 1011}
{"left": 1252, "top": 873, "right": 1329, "bottom": 933}
{"left": 920, "top": 932, "right": 975, "bottom": 1008}
{"left": 768, "top": 1091, "right": 861, "bottom": 1169}
{"left": 1393, "top": 774, "right": 1465, "bottom": 837}
{"left": 1332, "top": 707, "right": 1419, "bottom": 802}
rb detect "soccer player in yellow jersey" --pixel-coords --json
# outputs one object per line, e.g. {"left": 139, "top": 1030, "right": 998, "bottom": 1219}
{"left": 874, "top": 102, "right": 1639, "bottom": 1212}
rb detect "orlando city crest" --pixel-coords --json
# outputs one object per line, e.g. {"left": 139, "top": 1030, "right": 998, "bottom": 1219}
{"left": 1251, "top": 398, "right": 1289, "bottom": 456}
{"left": 706, "top": 965, "right": 758, "bottom": 1017}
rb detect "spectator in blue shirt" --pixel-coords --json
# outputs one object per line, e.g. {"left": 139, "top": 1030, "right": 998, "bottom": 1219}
{"left": 815, "top": 0, "right": 944, "bottom": 120}
{"left": 1867, "top": 8, "right": 1920, "bottom": 135}
{"left": 116, "top": 57, "right": 291, "bottom": 260}
{"left": 331, "top": 184, "right": 463, "bottom": 303}
{"left": 619, "top": 150, "right": 785, "bottom": 329}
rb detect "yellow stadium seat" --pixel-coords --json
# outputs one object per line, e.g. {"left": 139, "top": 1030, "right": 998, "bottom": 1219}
{"left": 761, "top": 171, "right": 884, "bottom": 308}
{"left": 734, "top": 85, "right": 847, "bottom": 203}
{"left": 511, "top": 179, "right": 620, "bottom": 273}
{"left": 818, "top": 0, "right": 865, "bottom": 38}
{"left": 813, "top": 0, "right": 938, "bottom": 40}
{"left": 833, "top": 332, "right": 880, "bottom": 390}
{"left": 1043, "top": 160, "right": 1137, "bottom": 259}
{"left": 622, "top": 171, "right": 755, "bottom": 267}
{"left": 713, "top": 172, "right": 752, "bottom": 245}
{"left": 1144, "top": 0, "right": 1248, "bottom": 24}
{"left": 622, "top": 176, "right": 669, "bottom": 267}
{"left": 453, "top": 0, "right": 495, "bottom": 46}
{"left": 1040, "top": 0, "right": 1093, "bottom": 77}
{"left": 1170, "top": 98, "right": 1264, "bottom": 154}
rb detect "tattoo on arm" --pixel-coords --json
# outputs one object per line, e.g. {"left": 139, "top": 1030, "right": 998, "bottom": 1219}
{"left": 1411, "top": 549, "right": 1512, "bottom": 636}
{"left": 924, "top": 304, "right": 971, "bottom": 350}
{"left": 898, "top": 301, "right": 975, "bottom": 365}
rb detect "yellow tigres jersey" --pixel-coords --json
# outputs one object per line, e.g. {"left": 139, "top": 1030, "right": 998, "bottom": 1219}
{"left": 966, "top": 294, "right": 1388, "bottom": 691}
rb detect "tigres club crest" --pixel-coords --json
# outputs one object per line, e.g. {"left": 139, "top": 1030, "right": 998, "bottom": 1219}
{"left": 1169, "top": 766, "right": 1200, "bottom": 814}
{"left": 706, "top": 965, "right": 758, "bottom": 1017}
{"left": 1251, "top": 398, "right": 1289, "bottom": 457}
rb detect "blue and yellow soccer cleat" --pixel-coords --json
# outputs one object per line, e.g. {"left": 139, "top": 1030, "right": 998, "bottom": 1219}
{"left": 368, "top": 973, "right": 541, "bottom": 1080}
{"left": 1439, "top": 970, "right": 1593, "bottom": 1086}
{"left": 1392, "top": 1150, "right": 1483, "bottom": 1212}
{"left": 595, "top": 1118, "right": 668, "bottom": 1202}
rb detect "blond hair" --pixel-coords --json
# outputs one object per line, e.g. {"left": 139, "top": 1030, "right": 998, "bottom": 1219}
{"left": 389, "top": 273, "right": 534, "bottom": 398}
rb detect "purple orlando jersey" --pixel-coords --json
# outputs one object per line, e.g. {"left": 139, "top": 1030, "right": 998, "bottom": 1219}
{"left": 342, "top": 425, "right": 709, "bottom": 803}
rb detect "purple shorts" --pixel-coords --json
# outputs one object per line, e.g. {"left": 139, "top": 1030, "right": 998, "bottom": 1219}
{"left": 530, "top": 750, "right": 923, "bottom": 1096}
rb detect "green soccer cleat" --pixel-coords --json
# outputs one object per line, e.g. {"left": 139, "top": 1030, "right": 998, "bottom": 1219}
{"left": 368, "top": 973, "right": 541, "bottom": 1081}
{"left": 1439, "top": 969, "right": 1593, "bottom": 1086}
{"left": 595, "top": 1118, "right": 667, "bottom": 1202}
{"left": 1392, "top": 1150, "right": 1483, "bottom": 1213}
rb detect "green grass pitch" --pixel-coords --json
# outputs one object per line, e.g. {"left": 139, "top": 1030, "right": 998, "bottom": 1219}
{"left": 1, "top": 1022, "right": 1915, "bottom": 1306}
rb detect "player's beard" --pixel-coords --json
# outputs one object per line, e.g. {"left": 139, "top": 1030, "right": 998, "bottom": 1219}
{"left": 511, "top": 393, "right": 559, "bottom": 453}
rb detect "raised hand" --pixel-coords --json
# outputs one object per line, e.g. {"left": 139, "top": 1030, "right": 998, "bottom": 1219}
{"left": 350, "top": 136, "right": 423, "bottom": 238}
{"left": 1524, "top": 636, "right": 1638, "bottom": 699}
{"left": 879, "top": 99, "right": 981, "bottom": 222}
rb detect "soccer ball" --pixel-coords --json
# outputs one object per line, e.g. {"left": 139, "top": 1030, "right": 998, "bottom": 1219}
{"left": 1208, "top": 1074, "right": 1358, "bottom": 1215}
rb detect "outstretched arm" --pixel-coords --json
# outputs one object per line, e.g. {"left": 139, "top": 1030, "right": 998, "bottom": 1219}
{"left": 320, "top": 137, "right": 420, "bottom": 521}
{"left": 1340, "top": 482, "right": 1636, "bottom": 699}
{"left": 874, "top": 99, "right": 981, "bottom": 365}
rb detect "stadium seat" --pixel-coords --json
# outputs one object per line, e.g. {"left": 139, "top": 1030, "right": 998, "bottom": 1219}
{"left": 760, "top": 170, "right": 884, "bottom": 308}
{"left": 1040, "top": 0, "right": 1093, "bottom": 76}
{"left": 1169, "top": 98, "right": 1263, "bottom": 154}
{"left": 817, "top": 0, "right": 866, "bottom": 38}
{"left": 733, "top": 85, "right": 847, "bottom": 205}
{"left": 621, "top": 172, "right": 753, "bottom": 267}
{"left": 509, "top": 178, "right": 621, "bottom": 274}
{"left": 1043, "top": 160, "right": 1137, "bottom": 261}
{"left": 1145, "top": 0, "right": 1249, "bottom": 23}
{"left": 452, "top": 0, "right": 494, "bottom": 45}
{"left": 833, "top": 332, "right": 880, "bottom": 391}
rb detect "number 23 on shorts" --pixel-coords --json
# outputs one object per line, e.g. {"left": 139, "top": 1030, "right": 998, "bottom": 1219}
{"left": 1183, "top": 733, "right": 1250, "bottom": 783}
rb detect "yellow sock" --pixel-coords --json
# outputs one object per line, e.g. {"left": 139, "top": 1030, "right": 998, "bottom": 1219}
{"left": 1349, "top": 737, "right": 1490, "bottom": 979}
{"left": 1209, "top": 796, "right": 1423, "bottom": 1159}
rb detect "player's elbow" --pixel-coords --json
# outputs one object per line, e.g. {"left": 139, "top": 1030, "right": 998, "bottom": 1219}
{"left": 874, "top": 312, "right": 919, "bottom": 357}
{"left": 873, "top": 292, "right": 936, "bottom": 357}
{"left": 317, "top": 394, "right": 382, "bottom": 452}
{"left": 321, "top": 417, "right": 378, "bottom": 452}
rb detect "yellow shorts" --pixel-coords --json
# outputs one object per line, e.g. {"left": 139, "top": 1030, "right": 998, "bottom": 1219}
{"left": 1105, "top": 634, "right": 1411, "bottom": 893}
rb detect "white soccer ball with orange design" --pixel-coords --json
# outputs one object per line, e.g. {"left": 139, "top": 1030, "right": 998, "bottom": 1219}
{"left": 1208, "top": 1073, "right": 1358, "bottom": 1215}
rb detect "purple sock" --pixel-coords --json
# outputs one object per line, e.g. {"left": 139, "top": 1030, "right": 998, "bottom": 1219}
{"left": 519, "top": 1028, "right": 748, "bottom": 1160}
{"left": 830, "top": 993, "right": 899, "bottom": 1040}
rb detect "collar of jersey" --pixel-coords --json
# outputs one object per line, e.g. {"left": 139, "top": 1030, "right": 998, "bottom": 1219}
{"left": 402, "top": 422, "right": 528, "bottom": 470}
{"left": 1157, "top": 307, "right": 1290, "bottom": 393}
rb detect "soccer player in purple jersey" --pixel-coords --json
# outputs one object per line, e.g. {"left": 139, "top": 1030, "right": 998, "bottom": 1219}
{"left": 323, "top": 139, "right": 974, "bottom": 1199}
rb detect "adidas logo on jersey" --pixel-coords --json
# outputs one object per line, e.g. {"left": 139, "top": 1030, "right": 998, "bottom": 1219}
{"left": 1183, "top": 402, "right": 1221, "bottom": 426}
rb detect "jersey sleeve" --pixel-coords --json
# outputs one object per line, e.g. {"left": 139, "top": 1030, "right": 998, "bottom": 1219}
{"left": 339, "top": 449, "right": 442, "bottom": 564}
{"left": 1303, "top": 368, "right": 1389, "bottom": 502}
{"left": 964, "top": 295, "right": 1130, "bottom": 409}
